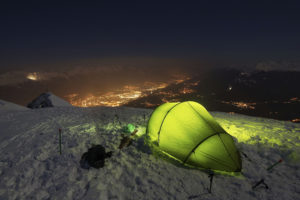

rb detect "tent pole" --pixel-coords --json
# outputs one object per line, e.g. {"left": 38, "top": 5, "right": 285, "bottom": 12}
{"left": 252, "top": 178, "right": 269, "bottom": 190}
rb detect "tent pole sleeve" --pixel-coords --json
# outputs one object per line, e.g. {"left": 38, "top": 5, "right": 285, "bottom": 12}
{"left": 183, "top": 133, "right": 219, "bottom": 164}
{"left": 157, "top": 102, "right": 181, "bottom": 145}
{"left": 217, "top": 134, "right": 241, "bottom": 171}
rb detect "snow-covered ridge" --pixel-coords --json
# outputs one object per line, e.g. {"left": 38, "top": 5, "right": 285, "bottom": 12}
{"left": 0, "top": 107, "right": 299, "bottom": 200}
{"left": 0, "top": 99, "right": 28, "bottom": 111}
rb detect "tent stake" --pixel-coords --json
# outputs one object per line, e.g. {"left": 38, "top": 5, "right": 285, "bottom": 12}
{"left": 267, "top": 159, "right": 282, "bottom": 171}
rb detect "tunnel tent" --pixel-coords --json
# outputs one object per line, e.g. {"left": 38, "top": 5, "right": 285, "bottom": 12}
{"left": 146, "top": 101, "right": 242, "bottom": 172}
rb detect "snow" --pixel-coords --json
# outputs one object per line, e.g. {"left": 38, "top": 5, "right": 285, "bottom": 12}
{"left": 0, "top": 106, "right": 299, "bottom": 200}
{"left": 0, "top": 99, "right": 28, "bottom": 111}
{"left": 47, "top": 92, "right": 72, "bottom": 107}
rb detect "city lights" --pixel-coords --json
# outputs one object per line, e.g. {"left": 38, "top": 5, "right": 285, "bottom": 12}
{"left": 222, "top": 101, "right": 256, "bottom": 110}
{"left": 26, "top": 72, "right": 40, "bottom": 81}
{"left": 66, "top": 75, "right": 190, "bottom": 107}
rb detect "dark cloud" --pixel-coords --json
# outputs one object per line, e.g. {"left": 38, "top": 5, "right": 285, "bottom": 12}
{"left": 256, "top": 61, "right": 300, "bottom": 72}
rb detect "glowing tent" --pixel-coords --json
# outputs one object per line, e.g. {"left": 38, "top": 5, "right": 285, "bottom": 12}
{"left": 146, "top": 101, "right": 242, "bottom": 172}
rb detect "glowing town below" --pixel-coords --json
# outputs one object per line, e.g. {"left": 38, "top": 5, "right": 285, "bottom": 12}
{"left": 26, "top": 72, "right": 300, "bottom": 123}
{"left": 65, "top": 78, "right": 187, "bottom": 107}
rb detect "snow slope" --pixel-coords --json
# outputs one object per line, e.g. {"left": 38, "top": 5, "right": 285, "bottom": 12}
{"left": 0, "top": 99, "right": 28, "bottom": 111}
{"left": 0, "top": 107, "right": 299, "bottom": 200}
{"left": 47, "top": 92, "right": 72, "bottom": 107}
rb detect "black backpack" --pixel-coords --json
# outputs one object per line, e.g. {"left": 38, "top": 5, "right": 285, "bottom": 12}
{"left": 80, "top": 145, "right": 112, "bottom": 169}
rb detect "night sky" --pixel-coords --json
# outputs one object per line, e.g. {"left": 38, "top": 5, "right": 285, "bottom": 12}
{"left": 0, "top": 1, "right": 300, "bottom": 105}
{"left": 1, "top": 1, "right": 300, "bottom": 71}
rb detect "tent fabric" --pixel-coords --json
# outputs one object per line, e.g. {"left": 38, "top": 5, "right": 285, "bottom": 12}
{"left": 146, "top": 101, "right": 242, "bottom": 172}
{"left": 27, "top": 93, "right": 53, "bottom": 109}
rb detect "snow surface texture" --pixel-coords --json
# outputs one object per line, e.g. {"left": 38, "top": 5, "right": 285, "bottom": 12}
{"left": 47, "top": 93, "right": 72, "bottom": 107}
{"left": 0, "top": 100, "right": 28, "bottom": 111}
{"left": 27, "top": 92, "right": 72, "bottom": 109}
{"left": 0, "top": 106, "right": 299, "bottom": 200}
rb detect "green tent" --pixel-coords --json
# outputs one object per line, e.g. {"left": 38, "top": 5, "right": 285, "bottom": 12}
{"left": 146, "top": 101, "right": 242, "bottom": 172}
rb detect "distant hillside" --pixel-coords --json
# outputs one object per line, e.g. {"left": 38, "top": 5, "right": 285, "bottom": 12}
{"left": 125, "top": 69, "right": 300, "bottom": 122}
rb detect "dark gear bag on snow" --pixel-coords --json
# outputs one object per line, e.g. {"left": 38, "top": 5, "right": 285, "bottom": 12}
{"left": 80, "top": 145, "right": 112, "bottom": 169}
